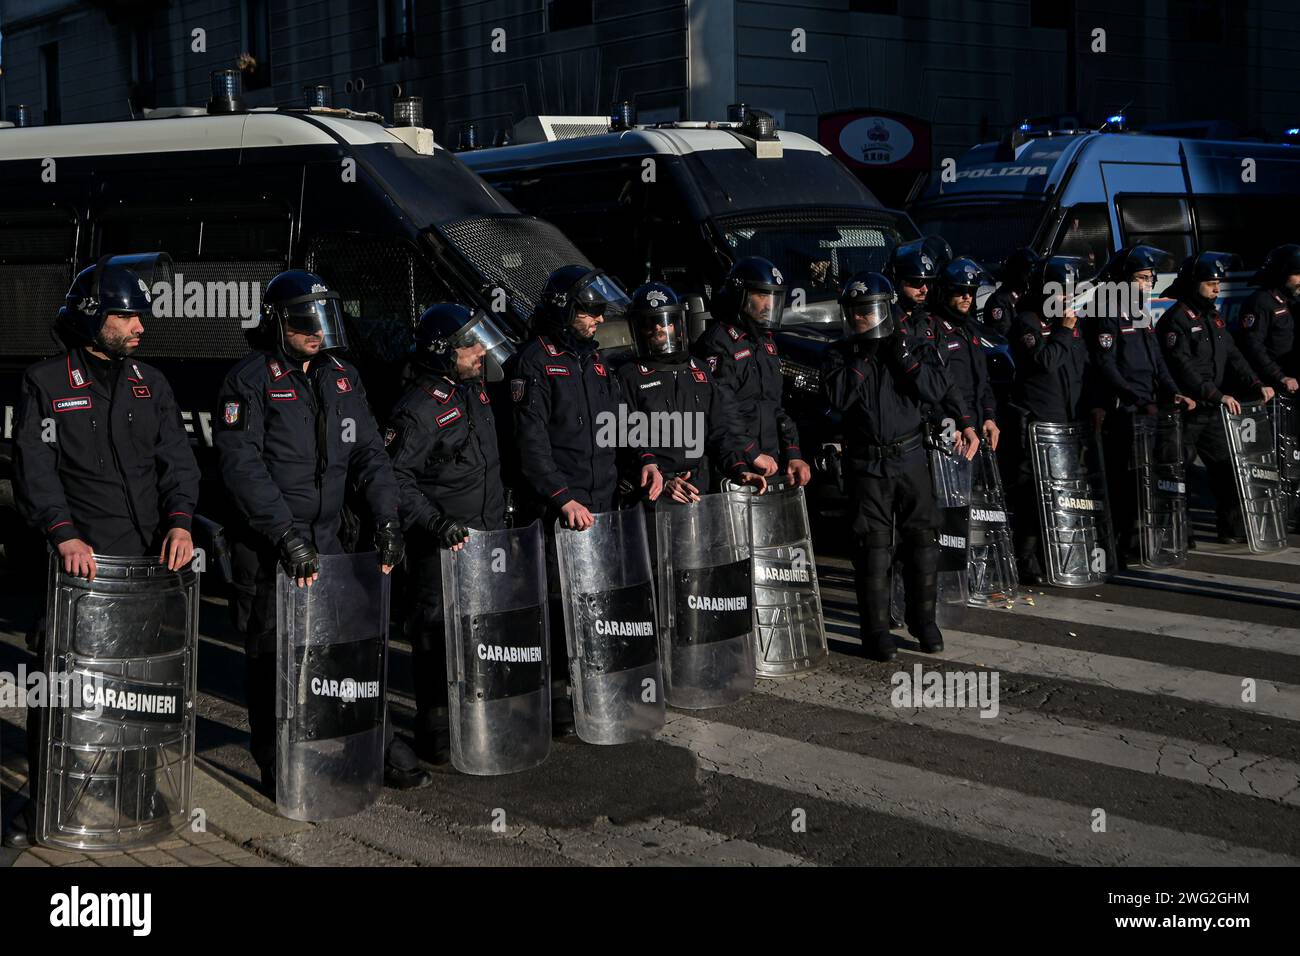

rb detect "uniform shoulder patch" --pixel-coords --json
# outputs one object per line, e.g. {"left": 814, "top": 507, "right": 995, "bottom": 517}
{"left": 383, "top": 425, "right": 398, "bottom": 447}
{"left": 219, "top": 399, "right": 245, "bottom": 430}
{"left": 544, "top": 364, "right": 571, "bottom": 377}
{"left": 733, "top": 348, "right": 752, "bottom": 360}
{"left": 435, "top": 407, "right": 463, "bottom": 428}
{"left": 1022, "top": 332, "right": 1037, "bottom": 348}
{"left": 1165, "top": 331, "right": 1178, "bottom": 348}
{"left": 706, "top": 355, "right": 719, "bottom": 372}
{"left": 1097, "top": 333, "right": 1114, "bottom": 350}
{"left": 335, "top": 376, "right": 353, "bottom": 393}
{"left": 511, "top": 378, "right": 527, "bottom": 403}
{"left": 1242, "top": 313, "right": 1256, "bottom": 328}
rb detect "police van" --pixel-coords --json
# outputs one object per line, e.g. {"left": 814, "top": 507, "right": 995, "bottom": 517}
{"left": 0, "top": 93, "right": 616, "bottom": 565}
{"left": 909, "top": 121, "right": 1300, "bottom": 320}
{"left": 459, "top": 107, "right": 920, "bottom": 460}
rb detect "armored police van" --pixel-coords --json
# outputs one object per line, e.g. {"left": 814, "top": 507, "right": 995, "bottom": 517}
{"left": 909, "top": 122, "right": 1300, "bottom": 320}
{"left": 0, "top": 94, "right": 617, "bottom": 566}
{"left": 459, "top": 107, "right": 920, "bottom": 462}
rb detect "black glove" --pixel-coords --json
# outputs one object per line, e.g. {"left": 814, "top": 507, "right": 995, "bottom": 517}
{"left": 277, "top": 530, "right": 319, "bottom": 581}
{"left": 374, "top": 518, "right": 405, "bottom": 566}
{"left": 427, "top": 515, "right": 470, "bottom": 550}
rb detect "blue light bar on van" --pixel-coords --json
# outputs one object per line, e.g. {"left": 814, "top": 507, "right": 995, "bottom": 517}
{"left": 208, "top": 69, "right": 245, "bottom": 114}
{"left": 1288, "top": 128, "right": 1300, "bottom": 136}
{"left": 1019, "top": 123, "right": 1032, "bottom": 132}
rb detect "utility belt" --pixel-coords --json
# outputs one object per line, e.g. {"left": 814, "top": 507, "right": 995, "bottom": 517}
{"left": 857, "top": 428, "right": 925, "bottom": 463}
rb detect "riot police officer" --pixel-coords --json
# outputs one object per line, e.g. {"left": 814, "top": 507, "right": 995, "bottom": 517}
{"left": 386, "top": 303, "right": 512, "bottom": 763}
{"left": 1157, "top": 252, "right": 1273, "bottom": 543}
{"left": 1005, "top": 256, "right": 1091, "bottom": 582}
{"left": 981, "top": 247, "right": 1039, "bottom": 336}
{"left": 1087, "top": 245, "right": 1197, "bottom": 564}
{"left": 693, "top": 257, "right": 811, "bottom": 488}
{"left": 7, "top": 254, "right": 200, "bottom": 847}
{"left": 1235, "top": 244, "right": 1300, "bottom": 395}
{"left": 616, "top": 283, "right": 765, "bottom": 500}
{"left": 214, "top": 270, "right": 424, "bottom": 791}
{"left": 509, "top": 265, "right": 662, "bottom": 733}
{"left": 823, "top": 273, "right": 974, "bottom": 661}
{"left": 883, "top": 239, "right": 943, "bottom": 357}
{"left": 931, "top": 257, "right": 1001, "bottom": 450}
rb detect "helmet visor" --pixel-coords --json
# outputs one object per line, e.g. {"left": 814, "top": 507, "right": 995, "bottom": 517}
{"left": 574, "top": 273, "right": 631, "bottom": 319}
{"left": 842, "top": 300, "right": 892, "bottom": 338}
{"left": 282, "top": 296, "right": 349, "bottom": 350}
{"left": 449, "top": 310, "right": 515, "bottom": 382}
{"left": 741, "top": 286, "right": 786, "bottom": 327}
{"left": 635, "top": 307, "right": 688, "bottom": 358}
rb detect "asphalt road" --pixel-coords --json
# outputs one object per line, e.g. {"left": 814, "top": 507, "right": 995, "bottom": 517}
{"left": 3, "top": 504, "right": 1299, "bottom": 867}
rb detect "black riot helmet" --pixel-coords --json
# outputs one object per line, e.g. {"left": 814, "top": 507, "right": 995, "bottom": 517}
{"left": 55, "top": 252, "right": 173, "bottom": 352}
{"left": 260, "top": 270, "right": 349, "bottom": 356}
{"left": 1028, "top": 255, "right": 1088, "bottom": 317}
{"left": 1159, "top": 251, "right": 1241, "bottom": 300}
{"left": 712, "top": 256, "right": 788, "bottom": 330}
{"left": 532, "top": 265, "right": 630, "bottom": 339}
{"left": 413, "top": 302, "right": 513, "bottom": 382}
{"left": 885, "top": 239, "right": 942, "bottom": 286}
{"left": 998, "top": 247, "right": 1040, "bottom": 291}
{"left": 937, "top": 257, "right": 993, "bottom": 298}
{"left": 839, "top": 271, "right": 896, "bottom": 340}
{"left": 1251, "top": 244, "right": 1300, "bottom": 292}
{"left": 628, "top": 282, "right": 689, "bottom": 362}
{"left": 1095, "top": 244, "right": 1175, "bottom": 283}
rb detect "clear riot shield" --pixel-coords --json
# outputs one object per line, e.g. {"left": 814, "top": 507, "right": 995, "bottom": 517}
{"left": 38, "top": 554, "right": 198, "bottom": 851}
{"left": 1222, "top": 401, "right": 1287, "bottom": 554}
{"left": 555, "top": 508, "right": 665, "bottom": 745}
{"left": 724, "top": 479, "right": 828, "bottom": 678}
{"left": 967, "top": 443, "right": 1018, "bottom": 605}
{"left": 1276, "top": 396, "right": 1300, "bottom": 508}
{"left": 929, "top": 445, "right": 972, "bottom": 623}
{"left": 1029, "top": 421, "right": 1116, "bottom": 586}
{"left": 655, "top": 492, "right": 756, "bottom": 709}
{"left": 1133, "top": 411, "right": 1188, "bottom": 568}
{"left": 441, "top": 520, "right": 550, "bottom": 775}
{"left": 275, "top": 552, "right": 388, "bottom": 821}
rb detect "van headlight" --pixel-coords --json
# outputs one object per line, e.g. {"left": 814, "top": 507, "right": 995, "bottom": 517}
{"left": 780, "top": 357, "right": 822, "bottom": 394}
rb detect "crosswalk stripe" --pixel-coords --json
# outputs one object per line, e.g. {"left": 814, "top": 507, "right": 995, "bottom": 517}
{"left": 656, "top": 713, "right": 1298, "bottom": 865}
{"left": 753, "top": 668, "right": 1300, "bottom": 806}
{"left": 1186, "top": 540, "right": 1300, "bottom": 566}
{"left": 817, "top": 585, "right": 1300, "bottom": 657}
{"left": 883, "top": 629, "right": 1300, "bottom": 723}
{"left": 1111, "top": 566, "right": 1300, "bottom": 607}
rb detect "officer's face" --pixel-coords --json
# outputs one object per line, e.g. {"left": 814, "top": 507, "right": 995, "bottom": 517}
{"left": 1286, "top": 273, "right": 1300, "bottom": 294}
{"left": 98, "top": 311, "right": 144, "bottom": 355}
{"left": 453, "top": 342, "right": 486, "bottom": 380}
{"left": 744, "top": 291, "right": 775, "bottom": 323}
{"left": 571, "top": 308, "right": 604, "bottom": 339}
{"left": 285, "top": 327, "right": 324, "bottom": 359}
{"left": 947, "top": 290, "right": 974, "bottom": 314}
{"left": 901, "top": 280, "right": 928, "bottom": 306}
{"left": 1199, "top": 279, "right": 1221, "bottom": 300}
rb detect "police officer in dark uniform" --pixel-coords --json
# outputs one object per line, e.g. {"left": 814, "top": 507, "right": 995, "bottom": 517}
{"left": 385, "top": 303, "right": 509, "bottom": 763}
{"left": 1157, "top": 252, "right": 1274, "bottom": 543}
{"left": 615, "top": 282, "right": 766, "bottom": 501}
{"left": 822, "top": 273, "right": 975, "bottom": 662}
{"left": 1005, "top": 256, "right": 1091, "bottom": 582}
{"left": 509, "top": 265, "right": 662, "bottom": 732}
{"left": 1235, "top": 244, "right": 1300, "bottom": 396}
{"left": 931, "top": 257, "right": 1002, "bottom": 451}
{"left": 981, "top": 248, "right": 1039, "bottom": 336}
{"left": 1086, "top": 245, "right": 1197, "bottom": 564}
{"left": 7, "top": 255, "right": 200, "bottom": 847}
{"left": 214, "top": 270, "right": 424, "bottom": 791}
{"left": 693, "top": 257, "right": 812, "bottom": 488}
{"left": 883, "top": 240, "right": 943, "bottom": 358}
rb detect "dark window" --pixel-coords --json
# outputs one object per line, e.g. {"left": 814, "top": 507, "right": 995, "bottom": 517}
{"left": 1195, "top": 195, "right": 1300, "bottom": 269}
{"left": 241, "top": 0, "right": 271, "bottom": 90}
{"left": 1054, "top": 203, "right": 1112, "bottom": 272}
{"left": 849, "top": 0, "right": 899, "bottom": 13}
{"left": 549, "top": 0, "right": 594, "bottom": 31}
{"left": 1030, "top": 0, "right": 1069, "bottom": 29}
{"left": 1170, "top": 0, "right": 1246, "bottom": 44}
{"left": 1117, "top": 196, "right": 1194, "bottom": 261}
{"left": 381, "top": 0, "right": 416, "bottom": 62}
{"left": 40, "top": 42, "right": 60, "bottom": 125}
{"left": 130, "top": 20, "right": 156, "bottom": 113}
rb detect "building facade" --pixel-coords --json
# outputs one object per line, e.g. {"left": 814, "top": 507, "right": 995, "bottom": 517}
{"left": 1, "top": 1, "right": 1297, "bottom": 166}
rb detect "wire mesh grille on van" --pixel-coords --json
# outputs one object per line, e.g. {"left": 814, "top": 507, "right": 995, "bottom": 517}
{"left": 0, "top": 264, "right": 74, "bottom": 357}
{"left": 437, "top": 215, "right": 592, "bottom": 321}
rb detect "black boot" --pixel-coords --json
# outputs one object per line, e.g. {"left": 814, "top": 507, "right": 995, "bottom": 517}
{"left": 903, "top": 535, "right": 944, "bottom": 653}
{"left": 384, "top": 737, "right": 433, "bottom": 790}
{"left": 551, "top": 694, "right": 577, "bottom": 738}
{"left": 855, "top": 543, "right": 896, "bottom": 662}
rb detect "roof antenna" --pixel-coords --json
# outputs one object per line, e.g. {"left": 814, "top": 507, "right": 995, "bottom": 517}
{"left": 128, "top": 98, "right": 136, "bottom": 120}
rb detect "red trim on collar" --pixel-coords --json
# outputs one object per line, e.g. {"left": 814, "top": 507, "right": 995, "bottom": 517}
{"left": 67, "top": 354, "right": 92, "bottom": 389}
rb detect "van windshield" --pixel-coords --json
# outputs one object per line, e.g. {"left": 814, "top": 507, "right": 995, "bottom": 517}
{"left": 681, "top": 147, "right": 885, "bottom": 213}
{"left": 715, "top": 210, "right": 904, "bottom": 324}
{"left": 911, "top": 200, "right": 1046, "bottom": 268}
